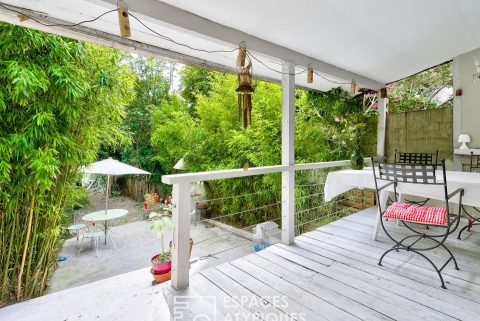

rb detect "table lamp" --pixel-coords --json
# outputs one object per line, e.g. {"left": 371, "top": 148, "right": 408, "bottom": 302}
{"left": 173, "top": 157, "right": 185, "bottom": 170}
{"left": 458, "top": 134, "right": 471, "bottom": 150}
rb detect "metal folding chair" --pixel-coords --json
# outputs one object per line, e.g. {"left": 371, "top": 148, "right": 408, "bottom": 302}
{"left": 372, "top": 159, "right": 464, "bottom": 289}
{"left": 393, "top": 149, "right": 439, "bottom": 206}
{"left": 78, "top": 222, "right": 103, "bottom": 257}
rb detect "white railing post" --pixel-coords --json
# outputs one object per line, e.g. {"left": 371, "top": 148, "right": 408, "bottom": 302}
{"left": 281, "top": 61, "right": 295, "bottom": 245}
{"left": 452, "top": 56, "right": 462, "bottom": 171}
{"left": 377, "top": 88, "right": 387, "bottom": 158}
{"left": 171, "top": 182, "right": 190, "bottom": 290}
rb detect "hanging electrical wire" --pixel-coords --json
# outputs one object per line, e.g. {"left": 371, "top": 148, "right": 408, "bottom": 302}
{"left": 0, "top": 2, "right": 117, "bottom": 27}
{"left": 127, "top": 12, "right": 239, "bottom": 54}
{"left": 0, "top": 1, "right": 360, "bottom": 88}
{"left": 246, "top": 51, "right": 307, "bottom": 76}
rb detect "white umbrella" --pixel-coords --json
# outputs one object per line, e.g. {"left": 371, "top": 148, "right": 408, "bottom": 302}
{"left": 82, "top": 157, "right": 151, "bottom": 215}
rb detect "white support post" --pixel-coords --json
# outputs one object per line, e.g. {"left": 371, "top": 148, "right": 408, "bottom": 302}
{"left": 452, "top": 56, "right": 462, "bottom": 171}
{"left": 281, "top": 61, "right": 295, "bottom": 245}
{"left": 377, "top": 89, "right": 387, "bottom": 158}
{"left": 171, "top": 182, "right": 190, "bottom": 290}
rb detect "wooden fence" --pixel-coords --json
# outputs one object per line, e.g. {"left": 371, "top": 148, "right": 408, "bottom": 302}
{"left": 385, "top": 108, "right": 453, "bottom": 163}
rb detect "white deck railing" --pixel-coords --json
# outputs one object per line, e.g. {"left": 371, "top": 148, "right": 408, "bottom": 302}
{"left": 161, "top": 158, "right": 370, "bottom": 289}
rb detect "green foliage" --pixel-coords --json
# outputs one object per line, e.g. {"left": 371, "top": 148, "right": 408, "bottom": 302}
{"left": 151, "top": 68, "right": 377, "bottom": 228}
{"left": 100, "top": 55, "right": 171, "bottom": 184}
{"left": 0, "top": 23, "right": 135, "bottom": 304}
{"left": 297, "top": 89, "right": 377, "bottom": 160}
{"left": 388, "top": 62, "right": 453, "bottom": 112}
{"left": 178, "top": 65, "right": 215, "bottom": 113}
{"left": 149, "top": 212, "right": 173, "bottom": 257}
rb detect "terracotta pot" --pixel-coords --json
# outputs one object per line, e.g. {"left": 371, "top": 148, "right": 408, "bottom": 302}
{"left": 151, "top": 256, "right": 171, "bottom": 274}
{"left": 151, "top": 268, "right": 171, "bottom": 284}
{"left": 169, "top": 238, "right": 194, "bottom": 257}
{"left": 196, "top": 203, "right": 208, "bottom": 210}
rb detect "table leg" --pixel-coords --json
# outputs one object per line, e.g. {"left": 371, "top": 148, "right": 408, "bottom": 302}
{"left": 105, "top": 220, "right": 108, "bottom": 245}
{"left": 373, "top": 190, "right": 388, "bottom": 241}
{"left": 397, "top": 193, "right": 405, "bottom": 226}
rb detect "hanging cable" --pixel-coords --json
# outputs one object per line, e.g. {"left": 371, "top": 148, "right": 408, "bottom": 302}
{"left": 0, "top": 3, "right": 117, "bottom": 27}
{"left": 0, "top": 1, "right": 357, "bottom": 88}
{"left": 128, "top": 12, "right": 238, "bottom": 54}
{"left": 313, "top": 71, "right": 350, "bottom": 85}
{"left": 246, "top": 51, "right": 307, "bottom": 76}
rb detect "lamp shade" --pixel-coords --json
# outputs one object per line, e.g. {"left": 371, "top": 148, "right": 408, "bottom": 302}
{"left": 458, "top": 134, "right": 471, "bottom": 143}
{"left": 458, "top": 134, "right": 471, "bottom": 149}
{"left": 173, "top": 157, "right": 185, "bottom": 170}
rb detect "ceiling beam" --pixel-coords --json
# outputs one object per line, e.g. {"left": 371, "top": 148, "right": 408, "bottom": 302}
{"left": 0, "top": 5, "right": 328, "bottom": 93}
{"left": 97, "top": 0, "right": 384, "bottom": 90}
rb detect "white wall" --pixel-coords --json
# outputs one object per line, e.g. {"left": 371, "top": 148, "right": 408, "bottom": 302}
{"left": 453, "top": 47, "right": 480, "bottom": 170}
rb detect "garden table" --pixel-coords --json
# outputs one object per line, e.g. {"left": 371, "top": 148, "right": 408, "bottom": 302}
{"left": 82, "top": 209, "right": 128, "bottom": 246}
{"left": 324, "top": 168, "right": 480, "bottom": 240}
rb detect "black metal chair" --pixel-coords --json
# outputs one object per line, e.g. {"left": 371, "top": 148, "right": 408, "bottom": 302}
{"left": 392, "top": 150, "right": 439, "bottom": 206}
{"left": 457, "top": 151, "right": 480, "bottom": 239}
{"left": 394, "top": 149, "right": 439, "bottom": 165}
{"left": 372, "top": 159, "right": 464, "bottom": 289}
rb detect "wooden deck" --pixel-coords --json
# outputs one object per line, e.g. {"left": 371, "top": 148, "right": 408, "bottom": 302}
{"left": 163, "top": 207, "right": 480, "bottom": 320}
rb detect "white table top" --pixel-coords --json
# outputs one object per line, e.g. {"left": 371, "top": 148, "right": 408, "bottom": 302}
{"left": 82, "top": 209, "right": 128, "bottom": 222}
{"left": 454, "top": 148, "right": 480, "bottom": 155}
{"left": 67, "top": 223, "right": 87, "bottom": 230}
{"left": 325, "top": 168, "right": 480, "bottom": 207}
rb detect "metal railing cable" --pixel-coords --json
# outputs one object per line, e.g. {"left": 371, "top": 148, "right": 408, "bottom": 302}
{"left": 192, "top": 216, "right": 282, "bottom": 245}
{"left": 192, "top": 189, "right": 275, "bottom": 204}
{"left": 192, "top": 202, "right": 281, "bottom": 224}
{"left": 294, "top": 198, "right": 347, "bottom": 215}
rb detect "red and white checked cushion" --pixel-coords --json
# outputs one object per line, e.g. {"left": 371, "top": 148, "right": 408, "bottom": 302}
{"left": 384, "top": 202, "right": 447, "bottom": 225}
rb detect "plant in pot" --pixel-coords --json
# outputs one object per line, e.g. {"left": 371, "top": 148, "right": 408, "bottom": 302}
{"left": 149, "top": 211, "right": 173, "bottom": 283}
{"left": 334, "top": 111, "right": 375, "bottom": 170}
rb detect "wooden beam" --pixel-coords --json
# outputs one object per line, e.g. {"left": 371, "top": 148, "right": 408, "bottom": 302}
{"left": 0, "top": 8, "right": 326, "bottom": 93}
{"left": 281, "top": 61, "right": 295, "bottom": 245}
{"left": 97, "top": 0, "right": 384, "bottom": 90}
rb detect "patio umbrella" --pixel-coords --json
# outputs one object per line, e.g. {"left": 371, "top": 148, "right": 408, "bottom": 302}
{"left": 82, "top": 157, "right": 151, "bottom": 214}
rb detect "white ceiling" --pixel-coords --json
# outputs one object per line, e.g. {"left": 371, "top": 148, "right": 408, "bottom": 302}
{"left": 159, "top": 0, "right": 480, "bottom": 83}
{"left": 1, "top": 0, "right": 479, "bottom": 91}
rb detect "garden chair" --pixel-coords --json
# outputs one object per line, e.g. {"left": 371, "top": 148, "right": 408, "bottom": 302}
{"left": 372, "top": 159, "right": 463, "bottom": 289}
{"left": 394, "top": 149, "right": 439, "bottom": 166}
{"left": 78, "top": 222, "right": 103, "bottom": 257}
{"left": 393, "top": 149, "right": 439, "bottom": 206}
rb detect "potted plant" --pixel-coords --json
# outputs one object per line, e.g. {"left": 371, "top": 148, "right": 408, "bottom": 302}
{"left": 149, "top": 212, "right": 173, "bottom": 283}
{"left": 334, "top": 112, "right": 375, "bottom": 170}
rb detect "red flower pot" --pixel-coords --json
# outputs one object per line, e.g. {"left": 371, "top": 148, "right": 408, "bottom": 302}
{"left": 151, "top": 255, "right": 171, "bottom": 274}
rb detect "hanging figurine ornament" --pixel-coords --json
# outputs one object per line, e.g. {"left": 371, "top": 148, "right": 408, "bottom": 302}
{"left": 236, "top": 42, "right": 254, "bottom": 128}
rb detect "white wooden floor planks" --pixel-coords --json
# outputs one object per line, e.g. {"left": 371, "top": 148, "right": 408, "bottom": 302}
{"left": 163, "top": 207, "right": 480, "bottom": 320}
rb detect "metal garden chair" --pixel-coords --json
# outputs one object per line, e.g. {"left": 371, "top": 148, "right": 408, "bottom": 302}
{"left": 78, "top": 222, "right": 103, "bottom": 257}
{"left": 372, "top": 159, "right": 464, "bottom": 289}
{"left": 394, "top": 149, "right": 439, "bottom": 166}
{"left": 393, "top": 149, "right": 439, "bottom": 206}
